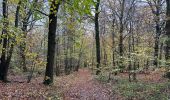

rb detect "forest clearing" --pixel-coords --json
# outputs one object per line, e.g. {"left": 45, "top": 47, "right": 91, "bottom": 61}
{"left": 0, "top": 0, "right": 170, "bottom": 99}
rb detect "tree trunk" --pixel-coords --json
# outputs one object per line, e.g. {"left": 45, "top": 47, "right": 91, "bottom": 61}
{"left": 95, "top": 0, "right": 101, "bottom": 75}
{"left": 43, "top": 0, "right": 60, "bottom": 85}
{"left": 65, "top": 36, "right": 70, "bottom": 75}
{"left": 165, "top": 0, "right": 170, "bottom": 67}
{"left": 19, "top": 0, "right": 38, "bottom": 72}
{"left": 0, "top": 0, "right": 9, "bottom": 81}
{"left": 20, "top": 21, "right": 27, "bottom": 72}
{"left": 119, "top": 0, "right": 125, "bottom": 72}
{"left": 112, "top": 19, "right": 115, "bottom": 67}
{"left": 6, "top": 0, "right": 21, "bottom": 66}
{"left": 159, "top": 43, "right": 163, "bottom": 66}
{"left": 132, "top": 27, "right": 136, "bottom": 81}
{"left": 56, "top": 35, "right": 60, "bottom": 76}
{"left": 128, "top": 22, "right": 132, "bottom": 82}
{"left": 0, "top": 0, "right": 21, "bottom": 81}
{"left": 64, "top": 31, "right": 69, "bottom": 75}
{"left": 70, "top": 36, "right": 73, "bottom": 72}
{"left": 153, "top": 0, "right": 161, "bottom": 68}
{"left": 75, "top": 39, "right": 84, "bottom": 71}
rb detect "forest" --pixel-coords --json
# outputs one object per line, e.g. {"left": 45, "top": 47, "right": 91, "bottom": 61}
{"left": 0, "top": 0, "right": 170, "bottom": 99}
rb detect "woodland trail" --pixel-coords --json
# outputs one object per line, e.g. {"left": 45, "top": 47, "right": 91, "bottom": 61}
{"left": 57, "top": 69, "right": 115, "bottom": 100}
{"left": 0, "top": 69, "right": 116, "bottom": 100}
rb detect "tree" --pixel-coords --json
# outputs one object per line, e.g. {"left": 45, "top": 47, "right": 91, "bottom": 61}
{"left": 119, "top": 0, "right": 125, "bottom": 58}
{"left": 43, "top": 0, "right": 61, "bottom": 85}
{"left": 95, "top": 0, "right": 101, "bottom": 75}
{"left": 146, "top": 0, "right": 164, "bottom": 68}
{"left": 19, "top": 0, "right": 39, "bottom": 72}
{"left": 165, "top": 0, "right": 170, "bottom": 72}
{"left": 0, "top": 0, "right": 9, "bottom": 81}
{"left": 0, "top": 0, "right": 24, "bottom": 82}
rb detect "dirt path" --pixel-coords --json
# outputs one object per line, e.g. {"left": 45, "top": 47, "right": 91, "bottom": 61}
{"left": 0, "top": 69, "right": 115, "bottom": 100}
{"left": 57, "top": 69, "right": 115, "bottom": 100}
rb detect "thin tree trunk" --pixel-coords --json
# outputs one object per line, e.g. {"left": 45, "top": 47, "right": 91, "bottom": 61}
{"left": 20, "top": 21, "right": 27, "bottom": 72}
{"left": 6, "top": 0, "right": 21, "bottom": 67}
{"left": 128, "top": 22, "right": 132, "bottom": 82}
{"left": 103, "top": 34, "right": 107, "bottom": 66}
{"left": 112, "top": 19, "right": 115, "bottom": 67}
{"left": 70, "top": 36, "right": 73, "bottom": 72}
{"left": 119, "top": 0, "right": 125, "bottom": 72}
{"left": 65, "top": 35, "right": 70, "bottom": 75}
{"left": 132, "top": 28, "right": 136, "bottom": 81}
{"left": 159, "top": 43, "right": 163, "bottom": 66}
{"left": 56, "top": 34, "right": 60, "bottom": 76}
{"left": 20, "top": 0, "right": 38, "bottom": 72}
{"left": 75, "top": 39, "right": 84, "bottom": 71}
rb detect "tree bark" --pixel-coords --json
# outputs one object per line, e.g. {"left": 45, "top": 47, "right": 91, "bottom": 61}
{"left": 153, "top": 0, "right": 161, "bottom": 68}
{"left": 56, "top": 34, "right": 60, "bottom": 76}
{"left": 112, "top": 19, "right": 115, "bottom": 67}
{"left": 95, "top": 0, "right": 101, "bottom": 75}
{"left": 43, "top": 0, "right": 61, "bottom": 85}
{"left": 0, "top": 0, "right": 8, "bottom": 81}
{"left": 118, "top": 0, "right": 125, "bottom": 72}
{"left": 128, "top": 22, "right": 132, "bottom": 82}
{"left": 132, "top": 26, "right": 136, "bottom": 81}
{"left": 159, "top": 43, "right": 163, "bottom": 66}
{"left": 165, "top": 0, "right": 170, "bottom": 72}
{"left": 20, "top": 20, "right": 27, "bottom": 72}
{"left": 0, "top": 0, "right": 22, "bottom": 82}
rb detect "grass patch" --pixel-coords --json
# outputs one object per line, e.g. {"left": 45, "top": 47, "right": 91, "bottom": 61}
{"left": 113, "top": 79, "right": 170, "bottom": 100}
{"left": 95, "top": 70, "right": 170, "bottom": 100}
{"left": 95, "top": 74, "right": 109, "bottom": 83}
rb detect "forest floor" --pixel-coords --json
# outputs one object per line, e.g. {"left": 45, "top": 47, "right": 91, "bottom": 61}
{"left": 0, "top": 68, "right": 170, "bottom": 100}
{"left": 99, "top": 68, "right": 170, "bottom": 100}
{"left": 0, "top": 69, "right": 116, "bottom": 100}
{"left": 56, "top": 69, "right": 116, "bottom": 100}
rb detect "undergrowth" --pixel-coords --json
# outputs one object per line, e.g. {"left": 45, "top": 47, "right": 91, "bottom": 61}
{"left": 96, "top": 73, "right": 170, "bottom": 100}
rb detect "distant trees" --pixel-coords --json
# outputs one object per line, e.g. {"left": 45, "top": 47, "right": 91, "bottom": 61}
{"left": 0, "top": 0, "right": 41, "bottom": 82}
{"left": 146, "top": 0, "right": 164, "bottom": 68}
{"left": 0, "top": 0, "right": 170, "bottom": 84}
{"left": 98, "top": 0, "right": 167, "bottom": 81}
